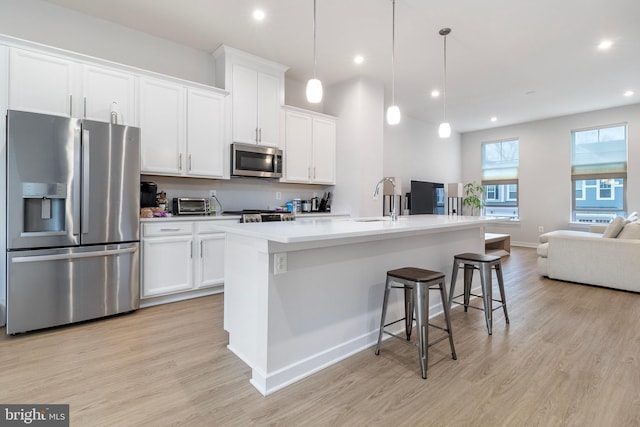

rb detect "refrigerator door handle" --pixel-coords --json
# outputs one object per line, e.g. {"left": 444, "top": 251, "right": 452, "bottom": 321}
{"left": 82, "top": 128, "right": 90, "bottom": 235}
{"left": 73, "top": 127, "right": 82, "bottom": 237}
{"left": 11, "top": 247, "right": 137, "bottom": 263}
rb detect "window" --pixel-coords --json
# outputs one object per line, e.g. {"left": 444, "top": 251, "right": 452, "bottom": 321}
{"left": 482, "top": 139, "right": 519, "bottom": 219}
{"left": 571, "top": 124, "right": 627, "bottom": 223}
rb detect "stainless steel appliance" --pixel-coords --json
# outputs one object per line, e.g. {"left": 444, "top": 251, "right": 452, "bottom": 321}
{"left": 5, "top": 110, "right": 141, "bottom": 334}
{"left": 225, "top": 210, "right": 295, "bottom": 223}
{"left": 231, "top": 143, "right": 283, "bottom": 178}
{"left": 172, "top": 197, "right": 210, "bottom": 215}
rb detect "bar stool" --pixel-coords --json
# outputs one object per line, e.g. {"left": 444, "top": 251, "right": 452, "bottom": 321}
{"left": 449, "top": 253, "right": 510, "bottom": 335}
{"left": 375, "top": 267, "right": 457, "bottom": 379}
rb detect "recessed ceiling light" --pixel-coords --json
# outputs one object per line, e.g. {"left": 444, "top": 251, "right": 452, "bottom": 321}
{"left": 490, "top": 116, "right": 497, "bottom": 122}
{"left": 598, "top": 39, "right": 613, "bottom": 50}
{"left": 624, "top": 90, "right": 635, "bottom": 97}
{"left": 253, "top": 9, "right": 265, "bottom": 21}
{"left": 353, "top": 55, "right": 364, "bottom": 64}
{"left": 431, "top": 90, "right": 440, "bottom": 98}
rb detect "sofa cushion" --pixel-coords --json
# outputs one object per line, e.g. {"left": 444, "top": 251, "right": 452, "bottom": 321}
{"left": 537, "top": 242, "right": 549, "bottom": 257}
{"left": 602, "top": 216, "right": 626, "bottom": 238}
{"left": 617, "top": 222, "right": 640, "bottom": 239}
{"left": 539, "top": 230, "right": 602, "bottom": 243}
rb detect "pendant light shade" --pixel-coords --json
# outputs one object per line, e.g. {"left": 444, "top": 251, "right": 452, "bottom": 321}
{"left": 306, "top": 78, "right": 323, "bottom": 103}
{"left": 306, "top": 0, "right": 323, "bottom": 103}
{"left": 387, "top": 105, "right": 401, "bottom": 125}
{"left": 439, "top": 27, "right": 452, "bottom": 138}
{"left": 438, "top": 122, "right": 451, "bottom": 138}
{"left": 387, "top": 0, "right": 400, "bottom": 125}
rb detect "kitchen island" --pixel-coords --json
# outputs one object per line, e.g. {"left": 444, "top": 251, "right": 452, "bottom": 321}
{"left": 214, "top": 215, "right": 506, "bottom": 395}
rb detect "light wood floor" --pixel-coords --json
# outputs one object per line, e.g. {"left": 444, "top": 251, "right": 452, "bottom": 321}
{"left": 2, "top": 247, "right": 640, "bottom": 426}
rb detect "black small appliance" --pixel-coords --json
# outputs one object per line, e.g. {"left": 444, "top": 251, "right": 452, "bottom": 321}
{"left": 140, "top": 181, "right": 158, "bottom": 208}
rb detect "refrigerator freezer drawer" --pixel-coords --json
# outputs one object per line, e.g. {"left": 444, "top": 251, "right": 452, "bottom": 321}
{"left": 6, "top": 243, "right": 140, "bottom": 334}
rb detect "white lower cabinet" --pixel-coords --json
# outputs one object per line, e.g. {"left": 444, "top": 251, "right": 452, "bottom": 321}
{"left": 141, "top": 220, "right": 235, "bottom": 304}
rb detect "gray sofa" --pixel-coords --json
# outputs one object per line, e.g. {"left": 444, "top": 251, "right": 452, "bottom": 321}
{"left": 537, "top": 219, "right": 640, "bottom": 292}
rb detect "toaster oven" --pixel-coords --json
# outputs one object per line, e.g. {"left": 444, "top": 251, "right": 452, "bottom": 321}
{"left": 172, "top": 198, "right": 210, "bottom": 215}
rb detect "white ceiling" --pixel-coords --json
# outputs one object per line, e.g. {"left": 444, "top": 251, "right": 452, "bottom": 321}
{"left": 42, "top": 0, "right": 640, "bottom": 133}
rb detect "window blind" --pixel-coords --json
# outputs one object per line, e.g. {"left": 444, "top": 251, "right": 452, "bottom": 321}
{"left": 571, "top": 125, "right": 627, "bottom": 179}
{"left": 482, "top": 139, "right": 519, "bottom": 185}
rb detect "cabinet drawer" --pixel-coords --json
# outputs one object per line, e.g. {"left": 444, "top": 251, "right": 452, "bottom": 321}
{"left": 143, "top": 222, "right": 193, "bottom": 237}
{"left": 196, "top": 220, "right": 238, "bottom": 234}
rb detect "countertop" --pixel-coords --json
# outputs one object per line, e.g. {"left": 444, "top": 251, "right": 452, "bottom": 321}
{"left": 214, "top": 215, "right": 508, "bottom": 244}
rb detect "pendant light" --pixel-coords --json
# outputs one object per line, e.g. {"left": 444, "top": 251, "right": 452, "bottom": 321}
{"left": 306, "top": 0, "right": 323, "bottom": 103}
{"left": 386, "top": 0, "right": 400, "bottom": 125}
{"left": 438, "top": 27, "right": 452, "bottom": 138}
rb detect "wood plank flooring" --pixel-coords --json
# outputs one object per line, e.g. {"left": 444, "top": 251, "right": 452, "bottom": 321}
{"left": 2, "top": 247, "right": 640, "bottom": 426}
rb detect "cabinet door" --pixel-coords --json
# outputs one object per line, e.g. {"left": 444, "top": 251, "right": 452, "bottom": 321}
{"left": 142, "top": 235, "right": 193, "bottom": 297}
{"left": 284, "top": 110, "right": 312, "bottom": 182}
{"left": 83, "top": 65, "right": 137, "bottom": 125}
{"left": 231, "top": 64, "right": 258, "bottom": 144}
{"left": 186, "top": 88, "right": 225, "bottom": 178}
{"left": 9, "top": 48, "right": 77, "bottom": 117}
{"left": 312, "top": 117, "right": 337, "bottom": 184}
{"left": 196, "top": 233, "right": 226, "bottom": 289}
{"left": 139, "top": 78, "right": 186, "bottom": 175}
{"left": 256, "top": 72, "right": 280, "bottom": 147}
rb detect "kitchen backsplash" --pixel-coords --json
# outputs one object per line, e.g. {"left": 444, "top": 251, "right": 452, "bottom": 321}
{"left": 141, "top": 175, "right": 334, "bottom": 213}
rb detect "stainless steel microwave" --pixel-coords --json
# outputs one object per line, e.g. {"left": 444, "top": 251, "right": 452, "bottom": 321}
{"left": 231, "top": 143, "right": 283, "bottom": 178}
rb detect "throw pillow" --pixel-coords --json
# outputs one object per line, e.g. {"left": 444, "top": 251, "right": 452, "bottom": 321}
{"left": 602, "top": 216, "right": 626, "bottom": 238}
{"left": 617, "top": 222, "right": 640, "bottom": 240}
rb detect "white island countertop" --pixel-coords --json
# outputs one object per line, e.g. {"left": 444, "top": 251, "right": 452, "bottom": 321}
{"left": 213, "top": 214, "right": 506, "bottom": 244}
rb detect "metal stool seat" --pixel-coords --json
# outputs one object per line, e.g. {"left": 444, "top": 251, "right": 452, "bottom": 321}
{"left": 375, "top": 267, "right": 457, "bottom": 379}
{"left": 449, "top": 252, "right": 510, "bottom": 335}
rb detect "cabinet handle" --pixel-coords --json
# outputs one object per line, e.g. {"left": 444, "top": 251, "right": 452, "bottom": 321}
{"left": 83, "top": 97, "right": 87, "bottom": 118}
{"left": 189, "top": 154, "right": 192, "bottom": 171}
{"left": 200, "top": 241, "right": 203, "bottom": 258}
{"left": 308, "top": 167, "right": 311, "bottom": 180}
{"left": 190, "top": 242, "right": 193, "bottom": 259}
{"left": 69, "top": 94, "right": 73, "bottom": 116}
{"left": 179, "top": 153, "right": 183, "bottom": 170}
{"left": 313, "top": 167, "right": 316, "bottom": 180}
{"left": 159, "top": 228, "right": 181, "bottom": 232}
{"left": 255, "top": 128, "right": 259, "bottom": 143}
{"left": 259, "top": 128, "right": 262, "bottom": 143}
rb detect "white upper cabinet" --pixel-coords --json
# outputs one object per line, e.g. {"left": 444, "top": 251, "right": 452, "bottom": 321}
{"left": 83, "top": 65, "right": 137, "bottom": 125}
{"left": 213, "top": 45, "right": 288, "bottom": 148}
{"left": 139, "top": 77, "right": 186, "bottom": 175}
{"left": 139, "top": 77, "right": 227, "bottom": 178}
{"left": 9, "top": 48, "right": 78, "bottom": 117}
{"left": 282, "top": 107, "right": 336, "bottom": 185}
{"left": 9, "top": 48, "right": 137, "bottom": 125}
{"left": 186, "top": 87, "right": 225, "bottom": 178}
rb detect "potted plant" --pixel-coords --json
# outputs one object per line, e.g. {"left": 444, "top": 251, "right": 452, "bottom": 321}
{"left": 462, "top": 182, "right": 484, "bottom": 215}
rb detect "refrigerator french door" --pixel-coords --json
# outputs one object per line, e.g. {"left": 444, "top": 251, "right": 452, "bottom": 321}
{"left": 5, "top": 110, "right": 141, "bottom": 334}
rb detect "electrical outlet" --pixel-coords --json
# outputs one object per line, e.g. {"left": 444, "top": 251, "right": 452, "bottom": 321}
{"left": 276, "top": 191, "right": 282, "bottom": 200}
{"left": 538, "top": 226, "right": 544, "bottom": 233}
{"left": 209, "top": 190, "right": 216, "bottom": 198}
{"left": 274, "top": 253, "right": 287, "bottom": 275}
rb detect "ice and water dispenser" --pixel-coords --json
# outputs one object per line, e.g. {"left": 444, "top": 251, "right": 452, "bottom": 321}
{"left": 22, "top": 182, "right": 67, "bottom": 233}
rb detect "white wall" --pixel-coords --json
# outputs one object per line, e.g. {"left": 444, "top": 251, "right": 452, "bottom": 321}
{"left": 384, "top": 114, "right": 461, "bottom": 209}
{"left": 461, "top": 103, "right": 640, "bottom": 246}
{"left": 0, "top": 0, "right": 217, "bottom": 85}
{"left": 324, "top": 77, "right": 384, "bottom": 217}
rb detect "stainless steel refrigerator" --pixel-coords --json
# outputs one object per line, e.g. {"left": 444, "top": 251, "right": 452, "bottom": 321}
{"left": 5, "top": 110, "right": 141, "bottom": 334}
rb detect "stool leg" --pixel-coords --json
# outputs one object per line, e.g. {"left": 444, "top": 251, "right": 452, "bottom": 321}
{"left": 463, "top": 264, "right": 473, "bottom": 312}
{"left": 449, "top": 260, "right": 459, "bottom": 309}
{"left": 479, "top": 262, "right": 493, "bottom": 335}
{"left": 494, "top": 263, "right": 510, "bottom": 324}
{"left": 414, "top": 281, "right": 429, "bottom": 379}
{"left": 375, "top": 276, "right": 392, "bottom": 355}
{"left": 438, "top": 280, "right": 457, "bottom": 360}
{"left": 404, "top": 285, "right": 414, "bottom": 340}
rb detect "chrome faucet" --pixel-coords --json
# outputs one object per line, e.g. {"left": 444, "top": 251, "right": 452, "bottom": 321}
{"left": 373, "top": 177, "right": 398, "bottom": 221}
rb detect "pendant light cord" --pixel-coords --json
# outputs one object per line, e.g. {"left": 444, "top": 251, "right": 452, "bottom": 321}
{"left": 440, "top": 28, "right": 451, "bottom": 122}
{"left": 313, "top": 0, "right": 317, "bottom": 79}
{"left": 391, "top": 0, "right": 396, "bottom": 105}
